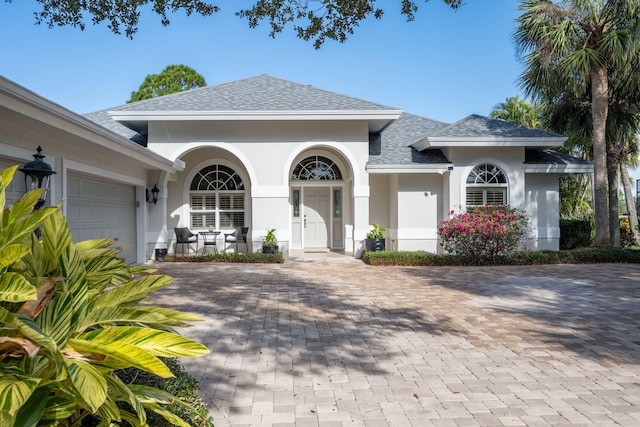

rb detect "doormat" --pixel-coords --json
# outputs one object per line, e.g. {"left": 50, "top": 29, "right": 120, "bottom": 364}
{"left": 304, "top": 250, "right": 328, "bottom": 254}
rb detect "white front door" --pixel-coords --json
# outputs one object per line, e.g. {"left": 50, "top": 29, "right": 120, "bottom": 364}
{"left": 304, "top": 188, "right": 330, "bottom": 248}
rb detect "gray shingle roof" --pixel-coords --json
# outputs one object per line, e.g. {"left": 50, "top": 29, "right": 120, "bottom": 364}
{"left": 82, "top": 75, "right": 577, "bottom": 169}
{"left": 432, "top": 114, "right": 564, "bottom": 138}
{"left": 99, "top": 74, "right": 396, "bottom": 112}
{"left": 369, "top": 113, "right": 451, "bottom": 166}
{"left": 85, "top": 74, "right": 399, "bottom": 140}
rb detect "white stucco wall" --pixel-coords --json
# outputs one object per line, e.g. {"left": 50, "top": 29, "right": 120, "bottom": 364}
{"left": 396, "top": 174, "right": 442, "bottom": 252}
{"left": 148, "top": 119, "right": 372, "bottom": 257}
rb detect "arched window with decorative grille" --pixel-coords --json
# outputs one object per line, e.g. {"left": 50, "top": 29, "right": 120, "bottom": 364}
{"left": 190, "top": 165, "right": 245, "bottom": 230}
{"left": 292, "top": 156, "right": 342, "bottom": 181}
{"left": 466, "top": 163, "right": 508, "bottom": 207}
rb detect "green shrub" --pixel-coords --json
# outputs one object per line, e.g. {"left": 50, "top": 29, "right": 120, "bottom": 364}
{"left": 168, "top": 251, "right": 284, "bottom": 263}
{"left": 559, "top": 218, "right": 593, "bottom": 249}
{"left": 0, "top": 166, "right": 209, "bottom": 426}
{"left": 362, "top": 248, "right": 640, "bottom": 266}
{"left": 438, "top": 205, "right": 529, "bottom": 263}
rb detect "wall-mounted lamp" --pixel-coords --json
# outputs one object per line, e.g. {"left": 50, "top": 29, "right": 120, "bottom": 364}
{"left": 146, "top": 184, "right": 160, "bottom": 204}
{"left": 19, "top": 146, "right": 56, "bottom": 211}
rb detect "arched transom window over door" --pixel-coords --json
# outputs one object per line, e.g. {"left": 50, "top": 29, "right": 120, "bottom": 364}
{"left": 292, "top": 156, "right": 342, "bottom": 180}
{"left": 190, "top": 165, "right": 245, "bottom": 230}
{"left": 466, "top": 163, "right": 508, "bottom": 207}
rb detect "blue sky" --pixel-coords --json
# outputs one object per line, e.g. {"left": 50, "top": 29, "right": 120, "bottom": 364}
{"left": 1, "top": 0, "right": 523, "bottom": 124}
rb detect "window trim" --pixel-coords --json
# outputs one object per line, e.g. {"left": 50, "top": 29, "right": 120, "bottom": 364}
{"left": 465, "top": 162, "right": 509, "bottom": 208}
{"left": 188, "top": 164, "right": 246, "bottom": 230}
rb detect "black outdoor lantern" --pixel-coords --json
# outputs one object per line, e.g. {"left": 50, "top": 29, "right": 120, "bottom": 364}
{"left": 19, "top": 146, "right": 56, "bottom": 210}
{"left": 147, "top": 184, "right": 160, "bottom": 204}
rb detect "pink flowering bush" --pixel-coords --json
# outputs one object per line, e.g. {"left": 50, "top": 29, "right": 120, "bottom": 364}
{"left": 438, "top": 205, "right": 530, "bottom": 263}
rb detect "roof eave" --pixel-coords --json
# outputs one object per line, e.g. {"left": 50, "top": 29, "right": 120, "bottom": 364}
{"left": 109, "top": 109, "right": 404, "bottom": 134}
{"left": 424, "top": 136, "right": 567, "bottom": 148}
{"left": 0, "top": 77, "right": 183, "bottom": 173}
{"left": 524, "top": 164, "right": 594, "bottom": 174}
{"left": 366, "top": 163, "right": 453, "bottom": 174}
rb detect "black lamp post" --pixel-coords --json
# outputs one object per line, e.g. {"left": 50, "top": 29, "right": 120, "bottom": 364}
{"left": 19, "top": 146, "right": 56, "bottom": 211}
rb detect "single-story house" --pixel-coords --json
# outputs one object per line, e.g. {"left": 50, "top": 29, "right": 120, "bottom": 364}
{"left": 0, "top": 74, "right": 592, "bottom": 262}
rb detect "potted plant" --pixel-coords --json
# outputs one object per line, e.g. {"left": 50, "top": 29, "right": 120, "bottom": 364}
{"left": 365, "top": 223, "right": 386, "bottom": 252}
{"left": 262, "top": 228, "right": 279, "bottom": 254}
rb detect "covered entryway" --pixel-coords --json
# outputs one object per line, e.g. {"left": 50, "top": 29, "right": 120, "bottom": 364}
{"left": 66, "top": 173, "right": 137, "bottom": 263}
{"left": 290, "top": 152, "right": 347, "bottom": 251}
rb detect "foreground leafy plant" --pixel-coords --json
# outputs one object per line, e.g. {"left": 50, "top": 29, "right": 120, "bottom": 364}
{"left": 438, "top": 205, "right": 529, "bottom": 263}
{"left": 0, "top": 166, "right": 209, "bottom": 426}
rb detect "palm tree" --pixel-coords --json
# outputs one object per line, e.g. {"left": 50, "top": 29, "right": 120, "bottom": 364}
{"left": 490, "top": 95, "right": 541, "bottom": 128}
{"left": 543, "top": 64, "right": 640, "bottom": 246}
{"left": 514, "top": 0, "right": 640, "bottom": 246}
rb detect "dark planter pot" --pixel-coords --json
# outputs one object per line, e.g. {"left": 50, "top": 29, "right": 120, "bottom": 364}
{"left": 154, "top": 248, "right": 167, "bottom": 262}
{"left": 262, "top": 245, "right": 279, "bottom": 254}
{"left": 365, "top": 238, "right": 385, "bottom": 252}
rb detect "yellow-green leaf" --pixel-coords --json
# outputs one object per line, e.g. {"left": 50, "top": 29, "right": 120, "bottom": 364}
{"left": 78, "top": 307, "right": 168, "bottom": 331}
{"left": 0, "top": 307, "right": 57, "bottom": 352}
{"left": 39, "top": 396, "right": 77, "bottom": 424}
{"left": 106, "top": 374, "right": 146, "bottom": 425}
{"left": 93, "top": 396, "right": 121, "bottom": 423}
{"left": 66, "top": 360, "right": 108, "bottom": 412}
{"left": 141, "top": 401, "right": 191, "bottom": 427}
{"left": 82, "top": 326, "right": 209, "bottom": 358}
{"left": 66, "top": 338, "right": 173, "bottom": 378}
{"left": 0, "top": 244, "right": 30, "bottom": 270}
{"left": 0, "top": 376, "right": 40, "bottom": 416}
{"left": 91, "top": 275, "right": 173, "bottom": 310}
{"left": 0, "top": 272, "right": 36, "bottom": 303}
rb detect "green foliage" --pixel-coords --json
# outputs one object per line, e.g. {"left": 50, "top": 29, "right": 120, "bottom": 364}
{"left": 169, "top": 251, "right": 284, "bottom": 264}
{"left": 559, "top": 218, "right": 593, "bottom": 250}
{"left": 85, "top": 358, "right": 214, "bottom": 427}
{"left": 261, "top": 229, "right": 278, "bottom": 247}
{"left": 28, "top": 0, "right": 218, "bottom": 38}
{"left": 17, "top": 0, "right": 464, "bottom": 47}
{"left": 366, "top": 223, "right": 386, "bottom": 239}
{"left": 128, "top": 65, "right": 207, "bottom": 103}
{"left": 0, "top": 166, "right": 209, "bottom": 426}
{"left": 236, "top": 0, "right": 463, "bottom": 49}
{"left": 438, "top": 206, "right": 529, "bottom": 263}
{"left": 362, "top": 248, "right": 640, "bottom": 266}
{"left": 515, "top": 0, "right": 640, "bottom": 247}
{"left": 490, "top": 95, "right": 541, "bottom": 128}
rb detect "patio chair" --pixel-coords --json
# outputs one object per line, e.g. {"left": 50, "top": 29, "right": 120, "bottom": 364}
{"left": 224, "top": 227, "right": 249, "bottom": 253}
{"left": 174, "top": 227, "right": 199, "bottom": 256}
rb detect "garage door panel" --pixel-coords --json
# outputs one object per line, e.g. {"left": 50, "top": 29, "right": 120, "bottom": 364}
{"left": 68, "top": 173, "right": 136, "bottom": 264}
{"left": 0, "top": 159, "right": 26, "bottom": 206}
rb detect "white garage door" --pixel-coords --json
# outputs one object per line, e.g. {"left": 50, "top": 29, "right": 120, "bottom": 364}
{"left": 0, "top": 158, "right": 27, "bottom": 207}
{"left": 66, "top": 173, "right": 137, "bottom": 264}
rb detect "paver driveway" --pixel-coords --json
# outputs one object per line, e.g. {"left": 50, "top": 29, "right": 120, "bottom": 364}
{"left": 152, "top": 258, "right": 640, "bottom": 427}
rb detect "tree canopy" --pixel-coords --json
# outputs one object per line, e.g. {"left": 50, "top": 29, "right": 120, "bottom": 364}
{"left": 7, "top": 0, "right": 463, "bottom": 48}
{"left": 490, "top": 96, "right": 541, "bottom": 129}
{"left": 128, "top": 65, "right": 206, "bottom": 103}
{"left": 514, "top": 0, "right": 640, "bottom": 247}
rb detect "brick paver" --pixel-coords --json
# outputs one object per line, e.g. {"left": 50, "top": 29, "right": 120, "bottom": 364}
{"left": 152, "top": 258, "right": 640, "bottom": 426}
